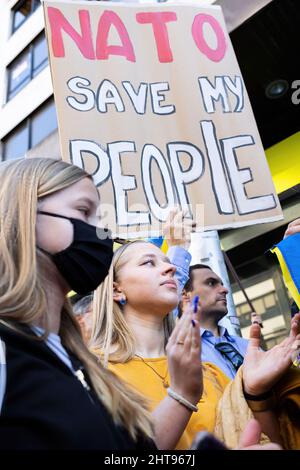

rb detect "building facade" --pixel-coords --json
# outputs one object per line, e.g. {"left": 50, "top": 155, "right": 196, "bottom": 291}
{"left": 0, "top": 0, "right": 299, "bottom": 348}
{"left": 0, "top": 0, "right": 59, "bottom": 160}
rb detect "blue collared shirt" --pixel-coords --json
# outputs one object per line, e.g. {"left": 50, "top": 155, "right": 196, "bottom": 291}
{"left": 200, "top": 326, "right": 249, "bottom": 379}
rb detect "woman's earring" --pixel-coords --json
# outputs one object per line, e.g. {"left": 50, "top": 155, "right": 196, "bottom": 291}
{"left": 119, "top": 297, "right": 127, "bottom": 306}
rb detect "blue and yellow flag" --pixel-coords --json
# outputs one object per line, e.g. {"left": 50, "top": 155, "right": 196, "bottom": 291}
{"left": 271, "top": 233, "right": 300, "bottom": 310}
{"left": 146, "top": 236, "right": 168, "bottom": 254}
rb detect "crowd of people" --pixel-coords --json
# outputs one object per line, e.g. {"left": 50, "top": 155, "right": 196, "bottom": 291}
{"left": 0, "top": 157, "right": 299, "bottom": 451}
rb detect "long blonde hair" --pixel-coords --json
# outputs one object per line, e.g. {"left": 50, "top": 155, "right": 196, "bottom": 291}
{"left": 0, "top": 157, "right": 153, "bottom": 440}
{"left": 91, "top": 241, "right": 175, "bottom": 366}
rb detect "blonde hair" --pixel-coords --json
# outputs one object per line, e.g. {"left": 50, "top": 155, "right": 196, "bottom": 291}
{"left": 0, "top": 157, "right": 153, "bottom": 441}
{"left": 91, "top": 241, "right": 175, "bottom": 366}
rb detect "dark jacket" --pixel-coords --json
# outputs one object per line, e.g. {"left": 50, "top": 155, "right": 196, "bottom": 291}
{"left": 0, "top": 321, "right": 154, "bottom": 450}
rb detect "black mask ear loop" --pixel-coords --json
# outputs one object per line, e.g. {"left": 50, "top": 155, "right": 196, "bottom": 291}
{"left": 37, "top": 211, "right": 72, "bottom": 221}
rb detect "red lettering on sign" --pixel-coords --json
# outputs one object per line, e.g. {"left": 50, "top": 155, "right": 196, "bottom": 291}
{"left": 47, "top": 7, "right": 95, "bottom": 59}
{"left": 192, "top": 14, "right": 226, "bottom": 62}
{"left": 136, "top": 12, "right": 177, "bottom": 63}
{"left": 96, "top": 10, "right": 136, "bottom": 62}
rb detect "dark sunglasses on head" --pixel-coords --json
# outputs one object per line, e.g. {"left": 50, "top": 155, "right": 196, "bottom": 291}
{"left": 214, "top": 342, "right": 244, "bottom": 371}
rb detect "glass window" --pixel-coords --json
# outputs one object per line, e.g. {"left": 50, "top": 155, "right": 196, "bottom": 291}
{"left": 239, "top": 303, "right": 251, "bottom": 314}
{"left": 31, "top": 99, "right": 57, "bottom": 147}
{"left": 32, "top": 34, "right": 48, "bottom": 77}
{"left": 2, "top": 122, "right": 29, "bottom": 160}
{"left": 252, "top": 298, "right": 265, "bottom": 315}
{"left": 32, "top": 0, "right": 40, "bottom": 12}
{"left": 13, "top": 0, "right": 32, "bottom": 31}
{"left": 7, "top": 33, "right": 48, "bottom": 101}
{"left": 264, "top": 292, "right": 276, "bottom": 309}
{"left": 12, "top": 0, "right": 40, "bottom": 33}
{"left": 2, "top": 98, "right": 57, "bottom": 160}
{"left": 7, "top": 50, "right": 31, "bottom": 100}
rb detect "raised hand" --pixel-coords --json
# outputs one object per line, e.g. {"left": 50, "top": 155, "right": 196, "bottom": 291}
{"left": 166, "top": 297, "right": 203, "bottom": 404}
{"left": 243, "top": 313, "right": 300, "bottom": 395}
{"left": 163, "top": 207, "right": 195, "bottom": 250}
{"left": 284, "top": 218, "right": 300, "bottom": 238}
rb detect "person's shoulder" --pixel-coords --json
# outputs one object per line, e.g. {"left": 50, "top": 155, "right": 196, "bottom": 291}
{"left": 0, "top": 320, "right": 13, "bottom": 336}
{"left": 0, "top": 320, "right": 28, "bottom": 344}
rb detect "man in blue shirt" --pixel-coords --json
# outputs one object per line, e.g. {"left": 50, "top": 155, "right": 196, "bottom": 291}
{"left": 181, "top": 264, "right": 248, "bottom": 379}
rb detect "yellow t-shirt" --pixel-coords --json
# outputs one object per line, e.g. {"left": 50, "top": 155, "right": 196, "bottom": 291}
{"left": 107, "top": 356, "right": 229, "bottom": 450}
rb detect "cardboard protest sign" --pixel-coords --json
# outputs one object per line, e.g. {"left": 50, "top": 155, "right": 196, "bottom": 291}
{"left": 43, "top": 0, "right": 282, "bottom": 238}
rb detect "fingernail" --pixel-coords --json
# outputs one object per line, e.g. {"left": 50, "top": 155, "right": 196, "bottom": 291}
{"left": 191, "top": 319, "right": 196, "bottom": 327}
{"left": 193, "top": 295, "right": 199, "bottom": 313}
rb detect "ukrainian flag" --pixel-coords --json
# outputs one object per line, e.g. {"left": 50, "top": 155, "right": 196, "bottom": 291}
{"left": 146, "top": 236, "right": 168, "bottom": 254}
{"left": 271, "top": 233, "right": 300, "bottom": 309}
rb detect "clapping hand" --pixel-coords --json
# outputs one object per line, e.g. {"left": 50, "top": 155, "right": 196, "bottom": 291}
{"left": 166, "top": 296, "right": 203, "bottom": 405}
{"left": 243, "top": 313, "right": 300, "bottom": 395}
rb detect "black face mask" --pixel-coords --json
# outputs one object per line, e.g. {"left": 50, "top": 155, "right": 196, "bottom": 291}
{"left": 37, "top": 211, "right": 113, "bottom": 295}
